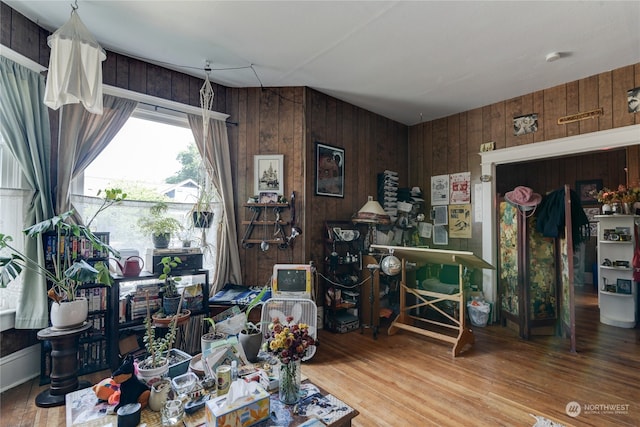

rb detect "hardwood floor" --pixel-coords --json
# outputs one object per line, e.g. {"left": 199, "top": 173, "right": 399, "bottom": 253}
{"left": 2, "top": 286, "right": 638, "bottom": 427}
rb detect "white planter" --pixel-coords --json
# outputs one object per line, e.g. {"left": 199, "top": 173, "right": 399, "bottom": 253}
{"left": 201, "top": 333, "right": 226, "bottom": 358}
{"left": 50, "top": 298, "right": 88, "bottom": 329}
{"left": 136, "top": 357, "right": 169, "bottom": 387}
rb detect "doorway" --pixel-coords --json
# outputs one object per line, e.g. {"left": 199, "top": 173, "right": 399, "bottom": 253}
{"left": 479, "top": 124, "right": 640, "bottom": 313}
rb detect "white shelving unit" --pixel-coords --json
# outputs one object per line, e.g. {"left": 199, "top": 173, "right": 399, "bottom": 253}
{"left": 596, "top": 214, "right": 639, "bottom": 328}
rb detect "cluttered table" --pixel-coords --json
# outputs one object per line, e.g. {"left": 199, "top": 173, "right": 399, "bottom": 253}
{"left": 66, "top": 379, "right": 358, "bottom": 427}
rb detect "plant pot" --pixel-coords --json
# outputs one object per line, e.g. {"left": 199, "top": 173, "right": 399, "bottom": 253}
{"left": 239, "top": 330, "right": 263, "bottom": 363}
{"left": 152, "top": 233, "right": 171, "bottom": 249}
{"left": 163, "top": 296, "right": 182, "bottom": 315}
{"left": 165, "top": 348, "right": 193, "bottom": 378}
{"left": 50, "top": 298, "right": 88, "bottom": 329}
{"left": 192, "top": 211, "right": 213, "bottom": 228}
{"left": 136, "top": 357, "right": 170, "bottom": 387}
{"left": 148, "top": 379, "right": 172, "bottom": 412}
{"left": 153, "top": 309, "right": 191, "bottom": 327}
{"left": 201, "top": 332, "right": 227, "bottom": 358}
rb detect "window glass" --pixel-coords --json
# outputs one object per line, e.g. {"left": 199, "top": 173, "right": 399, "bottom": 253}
{"left": 72, "top": 113, "right": 218, "bottom": 279}
{"left": 0, "top": 137, "right": 31, "bottom": 309}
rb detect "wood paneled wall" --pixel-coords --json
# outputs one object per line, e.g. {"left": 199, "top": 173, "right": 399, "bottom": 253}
{"left": 408, "top": 63, "right": 640, "bottom": 262}
{"left": 304, "top": 89, "right": 408, "bottom": 280}
{"left": 225, "top": 87, "right": 307, "bottom": 286}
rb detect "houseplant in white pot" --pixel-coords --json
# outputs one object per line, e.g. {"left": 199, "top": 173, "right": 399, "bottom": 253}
{"left": 0, "top": 210, "right": 116, "bottom": 328}
{"left": 200, "top": 317, "right": 226, "bottom": 358}
{"left": 136, "top": 290, "right": 183, "bottom": 386}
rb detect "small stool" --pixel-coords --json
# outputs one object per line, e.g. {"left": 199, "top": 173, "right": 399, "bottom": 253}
{"left": 36, "top": 323, "right": 93, "bottom": 407}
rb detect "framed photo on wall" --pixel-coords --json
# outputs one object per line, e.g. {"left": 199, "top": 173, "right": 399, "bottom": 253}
{"left": 254, "top": 154, "right": 283, "bottom": 195}
{"left": 316, "top": 142, "right": 344, "bottom": 197}
{"left": 575, "top": 179, "right": 602, "bottom": 205}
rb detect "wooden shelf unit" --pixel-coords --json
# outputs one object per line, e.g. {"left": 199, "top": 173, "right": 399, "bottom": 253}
{"left": 241, "top": 203, "right": 290, "bottom": 249}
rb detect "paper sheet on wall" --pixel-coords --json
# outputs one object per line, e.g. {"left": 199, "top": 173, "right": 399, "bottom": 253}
{"left": 474, "top": 184, "right": 483, "bottom": 222}
{"left": 418, "top": 222, "right": 432, "bottom": 238}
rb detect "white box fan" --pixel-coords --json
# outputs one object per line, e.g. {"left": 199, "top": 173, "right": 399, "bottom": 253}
{"left": 260, "top": 298, "right": 317, "bottom": 361}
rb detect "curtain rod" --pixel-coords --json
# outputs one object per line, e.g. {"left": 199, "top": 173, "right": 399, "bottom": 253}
{"left": 136, "top": 101, "right": 238, "bottom": 126}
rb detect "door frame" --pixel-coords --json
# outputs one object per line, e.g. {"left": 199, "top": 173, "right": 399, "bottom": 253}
{"left": 480, "top": 124, "right": 640, "bottom": 318}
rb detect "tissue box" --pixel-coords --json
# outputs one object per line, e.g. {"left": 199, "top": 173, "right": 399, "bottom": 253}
{"left": 205, "top": 384, "right": 270, "bottom": 427}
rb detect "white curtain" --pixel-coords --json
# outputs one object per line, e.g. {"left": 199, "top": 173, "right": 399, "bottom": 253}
{"left": 55, "top": 94, "right": 137, "bottom": 217}
{"left": 188, "top": 115, "right": 241, "bottom": 290}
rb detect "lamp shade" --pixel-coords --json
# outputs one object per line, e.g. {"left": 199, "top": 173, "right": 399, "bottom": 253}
{"left": 44, "top": 11, "right": 106, "bottom": 114}
{"left": 353, "top": 196, "right": 391, "bottom": 224}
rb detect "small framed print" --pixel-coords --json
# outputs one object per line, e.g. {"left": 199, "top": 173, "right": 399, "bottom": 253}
{"left": 254, "top": 154, "right": 283, "bottom": 195}
{"left": 259, "top": 191, "right": 278, "bottom": 204}
{"left": 605, "top": 284, "right": 617, "bottom": 293}
{"left": 576, "top": 179, "right": 603, "bottom": 205}
{"left": 616, "top": 278, "right": 632, "bottom": 295}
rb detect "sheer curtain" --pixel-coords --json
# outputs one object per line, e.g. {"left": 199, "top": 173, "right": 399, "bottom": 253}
{"left": 55, "top": 94, "right": 138, "bottom": 217}
{"left": 188, "top": 115, "right": 241, "bottom": 291}
{"left": 0, "top": 57, "right": 54, "bottom": 329}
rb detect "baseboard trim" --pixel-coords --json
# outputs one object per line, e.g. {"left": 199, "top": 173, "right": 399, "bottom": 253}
{"left": 0, "top": 344, "right": 40, "bottom": 393}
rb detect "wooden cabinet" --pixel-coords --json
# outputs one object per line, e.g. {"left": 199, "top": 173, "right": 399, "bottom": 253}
{"left": 322, "top": 221, "right": 362, "bottom": 333}
{"left": 596, "top": 214, "right": 639, "bottom": 328}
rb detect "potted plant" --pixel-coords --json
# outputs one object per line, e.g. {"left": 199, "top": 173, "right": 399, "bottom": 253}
{"left": 0, "top": 210, "right": 116, "bottom": 328}
{"left": 136, "top": 290, "right": 181, "bottom": 386}
{"left": 190, "top": 188, "right": 215, "bottom": 229}
{"left": 85, "top": 187, "right": 127, "bottom": 229}
{"left": 156, "top": 256, "right": 184, "bottom": 316}
{"left": 190, "top": 158, "right": 216, "bottom": 229}
{"left": 238, "top": 286, "right": 268, "bottom": 362}
{"left": 137, "top": 202, "right": 182, "bottom": 249}
{"left": 200, "top": 316, "right": 226, "bottom": 358}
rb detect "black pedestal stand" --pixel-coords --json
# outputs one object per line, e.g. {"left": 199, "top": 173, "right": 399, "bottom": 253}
{"left": 35, "top": 323, "right": 92, "bottom": 408}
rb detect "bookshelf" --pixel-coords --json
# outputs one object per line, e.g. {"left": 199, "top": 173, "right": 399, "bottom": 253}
{"left": 39, "top": 232, "right": 111, "bottom": 385}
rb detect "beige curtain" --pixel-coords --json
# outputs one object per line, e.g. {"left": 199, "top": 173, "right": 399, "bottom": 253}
{"left": 188, "top": 115, "right": 241, "bottom": 290}
{"left": 55, "top": 94, "right": 138, "bottom": 217}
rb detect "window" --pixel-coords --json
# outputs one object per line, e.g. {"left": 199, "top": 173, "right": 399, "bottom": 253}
{"left": 71, "top": 108, "right": 219, "bottom": 278}
{"left": 0, "top": 136, "right": 31, "bottom": 309}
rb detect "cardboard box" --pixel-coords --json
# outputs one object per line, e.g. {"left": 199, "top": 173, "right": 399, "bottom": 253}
{"left": 205, "top": 384, "right": 270, "bottom": 427}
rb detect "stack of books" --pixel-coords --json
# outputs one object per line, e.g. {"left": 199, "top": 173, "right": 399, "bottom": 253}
{"left": 129, "top": 283, "right": 161, "bottom": 320}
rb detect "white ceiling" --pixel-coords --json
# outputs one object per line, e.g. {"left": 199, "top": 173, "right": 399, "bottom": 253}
{"left": 5, "top": 1, "right": 640, "bottom": 125}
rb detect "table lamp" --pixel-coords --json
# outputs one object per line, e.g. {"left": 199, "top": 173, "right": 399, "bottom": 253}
{"left": 352, "top": 196, "right": 390, "bottom": 251}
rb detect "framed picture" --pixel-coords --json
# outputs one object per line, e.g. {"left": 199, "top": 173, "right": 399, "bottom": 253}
{"left": 315, "top": 142, "right": 344, "bottom": 197}
{"left": 259, "top": 191, "right": 279, "bottom": 204}
{"left": 513, "top": 113, "right": 538, "bottom": 136}
{"left": 616, "top": 279, "right": 632, "bottom": 295}
{"left": 575, "top": 179, "right": 602, "bottom": 205}
{"left": 605, "top": 284, "right": 617, "bottom": 293}
{"left": 254, "top": 154, "right": 283, "bottom": 195}
{"left": 628, "top": 86, "right": 639, "bottom": 113}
